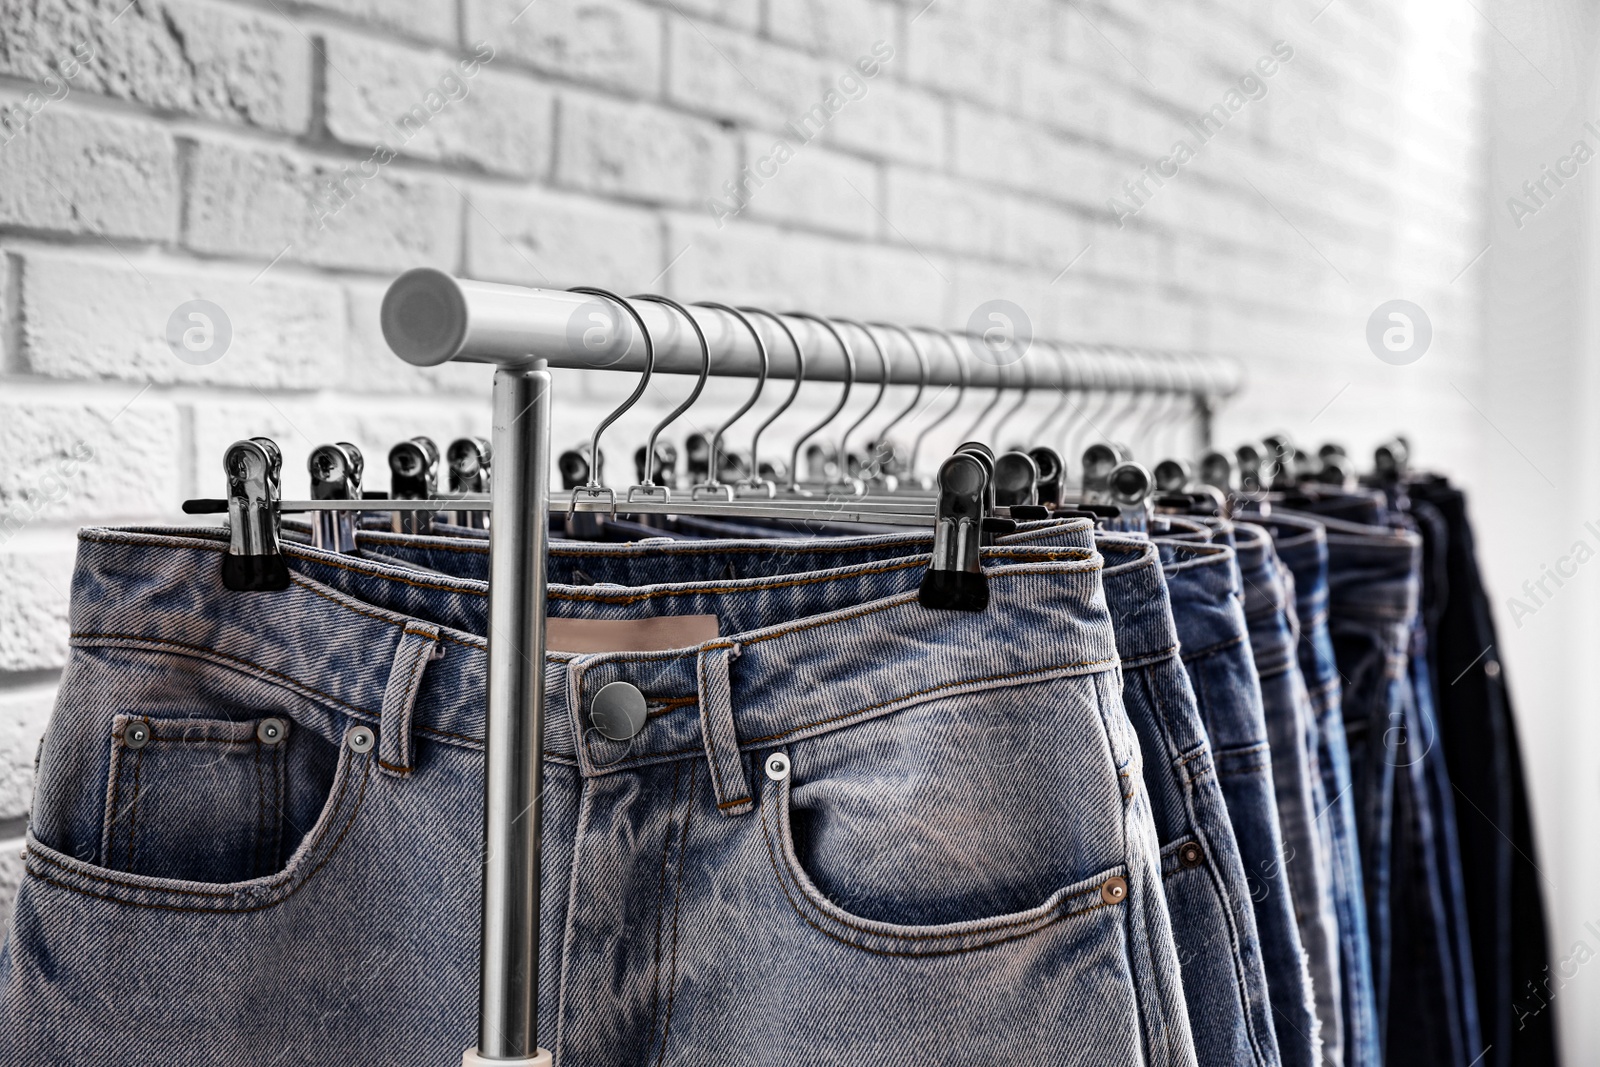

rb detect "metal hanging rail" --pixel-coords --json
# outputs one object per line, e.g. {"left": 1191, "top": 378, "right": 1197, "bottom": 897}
{"left": 376, "top": 268, "right": 1240, "bottom": 1066}
{"left": 380, "top": 268, "right": 1243, "bottom": 396}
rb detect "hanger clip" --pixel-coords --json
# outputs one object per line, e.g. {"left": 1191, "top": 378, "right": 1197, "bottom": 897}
{"left": 1105, "top": 461, "right": 1153, "bottom": 534}
{"left": 448, "top": 436, "right": 492, "bottom": 529}
{"left": 308, "top": 442, "right": 363, "bottom": 554}
{"left": 389, "top": 436, "right": 439, "bottom": 535}
{"left": 221, "top": 437, "right": 290, "bottom": 592}
{"left": 919, "top": 452, "right": 990, "bottom": 612}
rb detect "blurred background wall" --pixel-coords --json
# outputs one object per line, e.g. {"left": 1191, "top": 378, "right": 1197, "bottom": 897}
{"left": 4, "top": 0, "right": 1596, "bottom": 1055}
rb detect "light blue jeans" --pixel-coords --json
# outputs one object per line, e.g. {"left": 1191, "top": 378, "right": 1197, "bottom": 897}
{"left": 3, "top": 524, "right": 1196, "bottom": 1066}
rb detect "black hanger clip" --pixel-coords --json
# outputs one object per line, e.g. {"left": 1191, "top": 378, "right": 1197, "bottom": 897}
{"left": 1106, "top": 462, "right": 1153, "bottom": 533}
{"left": 919, "top": 452, "right": 990, "bottom": 612}
{"left": 221, "top": 437, "right": 290, "bottom": 592}
{"left": 448, "top": 436, "right": 491, "bottom": 529}
{"left": 389, "top": 436, "right": 439, "bottom": 535}
{"left": 308, "top": 442, "right": 363, "bottom": 554}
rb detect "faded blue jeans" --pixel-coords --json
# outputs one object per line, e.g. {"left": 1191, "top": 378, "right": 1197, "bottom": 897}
{"left": 1276, "top": 509, "right": 1420, "bottom": 1052}
{"left": 3, "top": 525, "right": 1196, "bottom": 1067}
{"left": 1155, "top": 539, "right": 1318, "bottom": 1067}
{"left": 1233, "top": 523, "right": 1343, "bottom": 1066}
{"left": 363, "top": 520, "right": 1282, "bottom": 1067}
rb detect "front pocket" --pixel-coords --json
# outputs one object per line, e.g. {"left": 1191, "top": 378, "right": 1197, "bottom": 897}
{"left": 99, "top": 713, "right": 332, "bottom": 883}
{"left": 759, "top": 762, "right": 1131, "bottom": 957}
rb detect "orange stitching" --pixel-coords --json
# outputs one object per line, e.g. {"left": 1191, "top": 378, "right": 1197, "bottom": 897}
{"left": 697, "top": 652, "right": 732, "bottom": 805}
{"left": 715, "top": 797, "right": 751, "bottom": 810}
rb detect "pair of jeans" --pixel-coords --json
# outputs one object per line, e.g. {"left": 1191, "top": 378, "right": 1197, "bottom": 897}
{"left": 1408, "top": 476, "right": 1559, "bottom": 1066}
{"left": 4, "top": 523, "right": 1197, "bottom": 1066}
{"left": 366, "top": 519, "right": 1282, "bottom": 1066}
{"left": 1233, "top": 523, "right": 1343, "bottom": 1066}
{"left": 1256, "top": 514, "right": 1380, "bottom": 1067}
{"left": 1276, "top": 509, "right": 1419, "bottom": 1052}
{"left": 1155, "top": 539, "right": 1318, "bottom": 1067}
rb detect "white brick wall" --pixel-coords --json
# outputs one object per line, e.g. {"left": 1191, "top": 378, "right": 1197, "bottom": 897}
{"left": 0, "top": 0, "right": 1492, "bottom": 993}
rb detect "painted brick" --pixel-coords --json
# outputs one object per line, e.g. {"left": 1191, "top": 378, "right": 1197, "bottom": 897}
{"left": 556, "top": 92, "right": 739, "bottom": 207}
{"left": 904, "top": 10, "right": 1021, "bottom": 110}
{"left": 0, "top": 394, "right": 180, "bottom": 531}
{"left": 462, "top": 185, "right": 663, "bottom": 288}
{"left": 0, "top": 687, "right": 54, "bottom": 821}
{"left": 738, "top": 136, "right": 879, "bottom": 238}
{"left": 666, "top": 20, "right": 821, "bottom": 128}
{"left": 184, "top": 138, "right": 460, "bottom": 273}
{"left": 320, "top": 34, "right": 553, "bottom": 179}
{"left": 822, "top": 74, "right": 943, "bottom": 168}
{"left": 650, "top": 0, "right": 759, "bottom": 30}
{"left": 0, "top": 537, "right": 75, "bottom": 672}
{"left": 298, "top": 0, "right": 456, "bottom": 44}
{"left": 468, "top": 0, "right": 663, "bottom": 95}
{"left": 17, "top": 249, "right": 345, "bottom": 388}
{"left": 952, "top": 104, "right": 1106, "bottom": 208}
{"left": 883, "top": 168, "right": 1002, "bottom": 259}
{"left": 0, "top": 0, "right": 310, "bottom": 132}
{"left": 767, "top": 0, "right": 899, "bottom": 58}
{"left": 0, "top": 104, "right": 178, "bottom": 241}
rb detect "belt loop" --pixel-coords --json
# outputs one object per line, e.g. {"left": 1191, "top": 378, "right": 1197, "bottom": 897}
{"left": 698, "top": 643, "right": 752, "bottom": 817}
{"left": 379, "top": 623, "right": 442, "bottom": 778}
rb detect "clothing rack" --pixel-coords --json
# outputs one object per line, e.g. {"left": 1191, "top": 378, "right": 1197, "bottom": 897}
{"left": 374, "top": 268, "right": 1242, "bottom": 1065}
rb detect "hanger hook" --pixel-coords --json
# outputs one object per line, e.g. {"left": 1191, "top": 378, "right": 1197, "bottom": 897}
{"left": 739, "top": 307, "right": 803, "bottom": 488}
{"left": 785, "top": 312, "right": 855, "bottom": 489}
{"left": 832, "top": 318, "right": 889, "bottom": 477}
{"left": 867, "top": 321, "right": 928, "bottom": 472}
{"left": 957, "top": 344, "right": 1009, "bottom": 444}
{"left": 692, "top": 301, "right": 767, "bottom": 488}
{"left": 992, "top": 344, "right": 1036, "bottom": 448}
{"left": 1028, "top": 343, "right": 1073, "bottom": 445}
{"left": 909, "top": 329, "right": 967, "bottom": 478}
{"left": 568, "top": 286, "right": 654, "bottom": 489}
{"left": 630, "top": 293, "right": 710, "bottom": 486}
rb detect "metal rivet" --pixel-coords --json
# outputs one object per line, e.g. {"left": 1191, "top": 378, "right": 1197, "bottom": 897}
{"left": 1179, "top": 842, "right": 1204, "bottom": 869}
{"left": 1100, "top": 875, "right": 1128, "bottom": 906}
{"left": 1484, "top": 660, "right": 1501, "bottom": 679}
{"left": 124, "top": 722, "right": 151, "bottom": 750}
{"left": 257, "top": 717, "right": 288, "bottom": 745}
{"left": 347, "top": 725, "right": 375, "bottom": 753}
{"left": 764, "top": 752, "right": 790, "bottom": 781}
{"left": 590, "top": 681, "right": 647, "bottom": 742}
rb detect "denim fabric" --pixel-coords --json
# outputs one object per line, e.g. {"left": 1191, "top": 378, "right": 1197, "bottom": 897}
{"left": 350, "top": 520, "right": 1280, "bottom": 1067}
{"left": 1255, "top": 514, "right": 1379, "bottom": 1067}
{"left": 1233, "top": 523, "right": 1343, "bottom": 1067}
{"left": 1387, "top": 621, "right": 1482, "bottom": 1067}
{"left": 1155, "top": 540, "right": 1318, "bottom": 1067}
{"left": 1277, "top": 509, "right": 1420, "bottom": 1052}
{"left": 1407, "top": 478, "right": 1559, "bottom": 1067}
{"left": 5, "top": 526, "right": 1196, "bottom": 1067}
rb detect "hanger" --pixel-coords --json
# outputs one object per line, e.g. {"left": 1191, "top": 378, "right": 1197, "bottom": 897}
{"left": 631, "top": 293, "right": 711, "bottom": 499}
{"left": 692, "top": 301, "right": 768, "bottom": 499}
{"left": 567, "top": 286, "right": 654, "bottom": 500}
{"left": 738, "top": 307, "right": 804, "bottom": 498}
{"left": 389, "top": 436, "right": 439, "bottom": 535}
{"left": 784, "top": 312, "right": 855, "bottom": 494}
{"left": 833, "top": 318, "right": 890, "bottom": 494}
{"left": 864, "top": 321, "right": 929, "bottom": 488}
{"left": 446, "top": 437, "right": 492, "bottom": 530}
{"left": 908, "top": 330, "right": 968, "bottom": 488}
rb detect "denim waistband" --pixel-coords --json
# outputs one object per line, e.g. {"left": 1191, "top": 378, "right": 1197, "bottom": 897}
{"left": 351, "top": 518, "right": 1099, "bottom": 586}
{"left": 70, "top": 528, "right": 1120, "bottom": 794}
{"left": 1152, "top": 539, "right": 1247, "bottom": 658}
{"left": 1232, "top": 522, "right": 1287, "bottom": 619}
{"left": 1277, "top": 508, "right": 1420, "bottom": 626}
{"left": 1097, "top": 537, "right": 1184, "bottom": 665}
{"left": 1149, "top": 516, "right": 1212, "bottom": 542}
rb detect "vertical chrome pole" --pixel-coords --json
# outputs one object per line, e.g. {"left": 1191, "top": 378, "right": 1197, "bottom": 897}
{"left": 468, "top": 361, "right": 553, "bottom": 1066}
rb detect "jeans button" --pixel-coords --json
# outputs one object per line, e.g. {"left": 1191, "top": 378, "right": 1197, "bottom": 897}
{"left": 124, "top": 722, "right": 150, "bottom": 750}
{"left": 764, "top": 752, "right": 790, "bottom": 781}
{"left": 257, "top": 718, "right": 288, "bottom": 745}
{"left": 346, "top": 725, "right": 375, "bottom": 753}
{"left": 1179, "top": 842, "right": 1204, "bottom": 869}
{"left": 590, "top": 681, "right": 647, "bottom": 742}
{"left": 1100, "top": 876, "right": 1128, "bottom": 906}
